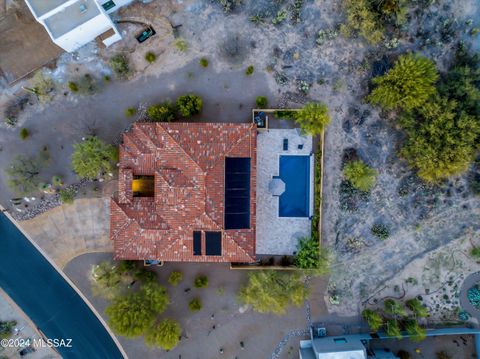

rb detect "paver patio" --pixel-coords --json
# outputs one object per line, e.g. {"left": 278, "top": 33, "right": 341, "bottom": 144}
{"left": 256, "top": 129, "right": 313, "bottom": 255}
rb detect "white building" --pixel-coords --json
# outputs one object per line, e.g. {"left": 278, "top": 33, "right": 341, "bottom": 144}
{"left": 24, "top": 0, "right": 133, "bottom": 52}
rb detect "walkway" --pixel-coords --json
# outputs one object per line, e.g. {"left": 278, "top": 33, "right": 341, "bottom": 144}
{"left": 460, "top": 271, "right": 480, "bottom": 322}
{"left": 19, "top": 198, "right": 112, "bottom": 268}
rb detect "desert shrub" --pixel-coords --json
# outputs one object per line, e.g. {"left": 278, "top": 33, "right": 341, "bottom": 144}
{"left": 361, "top": 309, "right": 383, "bottom": 332}
{"left": 68, "top": 81, "right": 79, "bottom": 92}
{"left": 238, "top": 271, "right": 309, "bottom": 315}
{"left": 176, "top": 94, "right": 203, "bottom": 118}
{"left": 194, "top": 275, "right": 208, "bottom": 288}
{"left": 174, "top": 38, "right": 188, "bottom": 52}
{"left": 470, "top": 247, "right": 480, "bottom": 259}
{"left": 125, "top": 107, "right": 136, "bottom": 117}
{"left": 188, "top": 298, "right": 202, "bottom": 312}
{"left": 30, "top": 71, "right": 56, "bottom": 103}
{"left": 274, "top": 110, "right": 297, "bottom": 120}
{"left": 147, "top": 102, "right": 175, "bottom": 122}
{"left": 110, "top": 54, "right": 130, "bottom": 79}
{"left": 59, "top": 188, "right": 76, "bottom": 204}
{"left": 71, "top": 136, "right": 118, "bottom": 180}
{"left": 341, "top": 0, "right": 384, "bottom": 44}
{"left": 343, "top": 160, "right": 377, "bottom": 192}
{"left": 371, "top": 224, "right": 390, "bottom": 240}
{"left": 316, "top": 28, "right": 338, "bottom": 46}
{"left": 294, "top": 237, "right": 330, "bottom": 274}
{"left": 368, "top": 53, "right": 439, "bottom": 111}
{"left": 168, "top": 271, "right": 183, "bottom": 286}
{"left": 51, "top": 176, "right": 63, "bottom": 187}
{"left": 436, "top": 351, "right": 452, "bottom": 359}
{"left": 399, "top": 96, "right": 479, "bottom": 182}
{"left": 145, "top": 319, "right": 181, "bottom": 350}
{"left": 397, "top": 350, "right": 411, "bottom": 359}
{"left": 199, "top": 58, "right": 209, "bottom": 67}
{"left": 145, "top": 52, "right": 156, "bottom": 63}
{"left": 294, "top": 102, "right": 331, "bottom": 135}
{"left": 245, "top": 65, "right": 255, "bottom": 76}
{"left": 103, "top": 75, "right": 111, "bottom": 82}
{"left": 255, "top": 96, "right": 268, "bottom": 108}
{"left": 272, "top": 9, "right": 288, "bottom": 25}
{"left": 0, "top": 320, "right": 17, "bottom": 339}
{"left": 19, "top": 128, "right": 29, "bottom": 140}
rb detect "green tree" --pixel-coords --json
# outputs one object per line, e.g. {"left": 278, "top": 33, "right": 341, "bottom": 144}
{"left": 19, "top": 128, "right": 29, "bottom": 140}
{"left": 238, "top": 271, "right": 309, "bottom": 315}
{"left": 405, "top": 298, "right": 428, "bottom": 318}
{"left": 145, "top": 319, "right": 181, "bottom": 350}
{"left": 0, "top": 320, "right": 17, "bottom": 339}
{"left": 384, "top": 299, "right": 407, "bottom": 317}
{"left": 470, "top": 247, "right": 480, "bottom": 259}
{"left": 368, "top": 54, "right": 439, "bottom": 111}
{"left": 71, "top": 136, "right": 118, "bottom": 180}
{"left": 176, "top": 94, "right": 203, "bottom": 118}
{"left": 294, "top": 102, "right": 331, "bottom": 135}
{"left": 91, "top": 261, "right": 122, "bottom": 299}
{"left": 341, "top": 0, "right": 384, "bottom": 44}
{"left": 343, "top": 160, "right": 377, "bottom": 192}
{"left": 255, "top": 96, "right": 268, "bottom": 108}
{"left": 6, "top": 148, "right": 50, "bottom": 195}
{"left": 168, "top": 271, "right": 183, "bottom": 286}
{"left": 404, "top": 319, "right": 426, "bottom": 342}
{"left": 105, "top": 292, "right": 155, "bottom": 337}
{"left": 188, "top": 298, "right": 202, "bottom": 312}
{"left": 59, "top": 188, "right": 76, "bottom": 204}
{"left": 145, "top": 52, "right": 156, "bottom": 64}
{"left": 399, "top": 96, "right": 480, "bottom": 182}
{"left": 199, "top": 58, "right": 209, "bottom": 68}
{"left": 147, "top": 102, "right": 175, "bottom": 122}
{"left": 141, "top": 282, "right": 169, "bottom": 313}
{"left": 361, "top": 309, "right": 383, "bottom": 332}
{"left": 294, "top": 237, "right": 330, "bottom": 274}
{"left": 194, "top": 275, "right": 208, "bottom": 288}
{"left": 385, "top": 319, "right": 402, "bottom": 339}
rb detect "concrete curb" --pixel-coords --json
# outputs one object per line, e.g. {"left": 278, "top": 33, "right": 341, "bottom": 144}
{"left": 0, "top": 204, "right": 128, "bottom": 359}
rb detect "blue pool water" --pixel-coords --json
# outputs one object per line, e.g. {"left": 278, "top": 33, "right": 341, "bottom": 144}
{"left": 0, "top": 213, "right": 123, "bottom": 359}
{"left": 278, "top": 155, "right": 310, "bottom": 217}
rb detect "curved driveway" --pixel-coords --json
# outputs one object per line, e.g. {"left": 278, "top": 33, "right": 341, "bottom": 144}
{"left": 460, "top": 271, "right": 480, "bottom": 322}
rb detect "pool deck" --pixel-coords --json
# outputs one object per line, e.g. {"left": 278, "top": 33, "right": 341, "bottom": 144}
{"left": 256, "top": 129, "right": 313, "bottom": 255}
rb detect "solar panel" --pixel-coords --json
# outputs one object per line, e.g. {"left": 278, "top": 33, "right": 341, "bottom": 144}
{"left": 193, "top": 231, "right": 201, "bottom": 256}
{"left": 205, "top": 232, "right": 222, "bottom": 256}
{"left": 224, "top": 157, "right": 251, "bottom": 229}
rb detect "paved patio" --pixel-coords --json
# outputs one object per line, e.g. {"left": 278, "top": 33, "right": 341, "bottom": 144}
{"left": 256, "top": 129, "right": 313, "bottom": 255}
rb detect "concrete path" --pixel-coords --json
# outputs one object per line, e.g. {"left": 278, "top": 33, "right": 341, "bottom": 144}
{"left": 460, "top": 271, "right": 480, "bottom": 322}
{"left": 19, "top": 198, "right": 112, "bottom": 269}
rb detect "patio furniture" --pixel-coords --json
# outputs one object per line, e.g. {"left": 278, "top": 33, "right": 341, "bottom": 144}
{"left": 268, "top": 178, "right": 285, "bottom": 196}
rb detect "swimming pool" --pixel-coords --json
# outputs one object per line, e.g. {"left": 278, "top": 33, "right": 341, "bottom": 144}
{"left": 278, "top": 155, "right": 310, "bottom": 217}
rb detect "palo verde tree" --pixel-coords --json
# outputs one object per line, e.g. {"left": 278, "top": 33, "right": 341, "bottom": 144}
{"left": 399, "top": 96, "right": 480, "bottom": 182}
{"left": 71, "top": 136, "right": 118, "bottom": 180}
{"left": 368, "top": 53, "right": 439, "bottom": 111}
{"left": 6, "top": 148, "right": 50, "bottom": 195}
{"left": 238, "top": 271, "right": 309, "bottom": 315}
{"left": 144, "top": 319, "right": 181, "bottom": 350}
{"left": 294, "top": 102, "right": 331, "bottom": 136}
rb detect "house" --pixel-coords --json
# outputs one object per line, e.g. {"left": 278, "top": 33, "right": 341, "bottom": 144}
{"left": 24, "top": 0, "right": 133, "bottom": 52}
{"left": 110, "top": 122, "right": 257, "bottom": 263}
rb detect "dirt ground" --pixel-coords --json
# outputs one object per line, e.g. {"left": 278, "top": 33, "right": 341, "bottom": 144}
{"left": 0, "top": 1, "right": 62, "bottom": 84}
{"left": 0, "top": 0, "right": 479, "bottom": 329}
{"left": 64, "top": 252, "right": 330, "bottom": 359}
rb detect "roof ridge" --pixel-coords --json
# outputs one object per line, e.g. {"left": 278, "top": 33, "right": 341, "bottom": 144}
{"left": 224, "top": 231, "right": 255, "bottom": 261}
{"left": 157, "top": 123, "right": 205, "bottom": 174}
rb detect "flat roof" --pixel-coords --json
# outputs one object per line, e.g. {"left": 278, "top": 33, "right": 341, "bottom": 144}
{"left": 26, "top": 0, "right": 69, "bottom": 18}
{"left": 43, "top": 0, "right": 100, "bottom": 38}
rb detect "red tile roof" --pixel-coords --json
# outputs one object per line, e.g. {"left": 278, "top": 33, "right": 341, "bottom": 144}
{"left": 111, "top": 122, "right": 257, "bottom": 263}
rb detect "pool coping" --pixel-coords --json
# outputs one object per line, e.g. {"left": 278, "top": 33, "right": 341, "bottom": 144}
{"left": 0, "top": 204, "right": 129, "bottom": 359}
